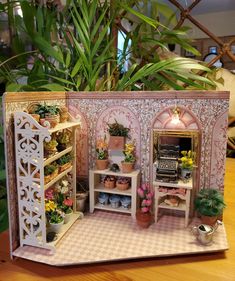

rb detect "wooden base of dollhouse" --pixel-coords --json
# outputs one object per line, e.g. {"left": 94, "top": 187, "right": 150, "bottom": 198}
{"left": 12, "top": 211, "right": 228, "bottom": 266}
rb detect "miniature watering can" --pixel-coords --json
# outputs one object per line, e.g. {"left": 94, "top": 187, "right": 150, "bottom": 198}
{"left": 191, "top": 221, "right": 222, "bottom": 245}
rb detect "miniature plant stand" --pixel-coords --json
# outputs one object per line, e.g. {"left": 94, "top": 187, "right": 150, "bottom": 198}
{"left": 89, "top": 169, "right": 140, "bottom": 219}
{"left": 14, "top": 112, "right": 80, "bottom": 252}
{"left": 154, "top": 179, "right": 193, "bottom": 227}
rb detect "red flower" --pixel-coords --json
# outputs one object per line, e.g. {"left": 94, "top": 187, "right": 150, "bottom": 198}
{"left": 63, "top": 198, "right": 73, "bottom": 207}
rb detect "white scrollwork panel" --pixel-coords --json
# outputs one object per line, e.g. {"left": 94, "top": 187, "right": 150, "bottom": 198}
{"left": 14, "top": 112, "right": 50, "bottom": 248}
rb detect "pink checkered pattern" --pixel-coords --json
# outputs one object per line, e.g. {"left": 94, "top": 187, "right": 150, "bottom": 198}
{"left": 13, "top": 211, "right": 228, "bottom": 266}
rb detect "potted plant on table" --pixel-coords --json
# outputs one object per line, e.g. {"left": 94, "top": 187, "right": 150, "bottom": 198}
{"left": 121, "top": 142, "right": 136, "bottom": 173}
{"left": 179, "top": 150, "right": 195, "bottom": 180}
{"left": 194, "top": 188, "right": 226, "bottom": 226}
{"left": 107, "top": 120, "right": 130, "bottom": 150}
{"left": 136, "top": 183, "right": 154, "bottom": 228}
{"left": 96, "top": 137, "right": 109, "bottom": 170}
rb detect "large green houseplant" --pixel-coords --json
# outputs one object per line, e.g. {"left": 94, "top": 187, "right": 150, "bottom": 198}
{"left": 194, "top": 188, "right": 226, "bottom": 226}
{"left": 0, "top": 0, "right": 215, "bottom": 92}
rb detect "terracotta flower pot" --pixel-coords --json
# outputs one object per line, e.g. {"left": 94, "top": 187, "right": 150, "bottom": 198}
{"left": 96, "top": 159, "right": 109, "bottom": 170}
{"left": 136, "top": 210, "right": 152, "bottom": 228}
{"left": 116, "top": 182, "right": 129, "bottom": 190}
{"left": 104, "top": 179, "right": 115, "bottom": 189}
{"left": 108, "top": 136, "right": 125, "bottom": 150}
{"left": 200, "top": 215, "right": 218, "bottom": 226}
{"left": 45, "top": 114, "right": 59, "bottom": 128}
{"left": 121, "top": 162, "right": 134, "bottom": 173}
{"left": 60, "top": 112, "right": 69, "bottom": 123}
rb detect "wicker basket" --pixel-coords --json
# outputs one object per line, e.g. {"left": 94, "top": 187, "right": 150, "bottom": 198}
{"left": 116, "top": 182, "right": 129, "bottom": 190}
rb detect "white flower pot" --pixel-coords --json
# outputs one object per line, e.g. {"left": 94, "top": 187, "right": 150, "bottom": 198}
{"left": 49, "top": 220, "right": 64, "bottom": 233}
{"left": 181, "top": 168, "right": 192, "bottom": 179}
{"left": 64, "top": 211, "right": 73, "bottom": 224}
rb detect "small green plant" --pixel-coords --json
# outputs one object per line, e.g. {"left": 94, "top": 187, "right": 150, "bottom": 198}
{"left": 49, "top": 210, "right": 64, "bottom": 224}
{"left": 180, "top": 150, "right": 195, "bottom": 170}
{"left": 57, "top": 130, "right": 71, "bottom": 144}
{"left": 57, "top": 154, "right": 73, "bottom": 166}
{"left": 123, "top": 143, "right": 135, "bottom": 163}
{"left": 96, "top": 137, "right": 108, "bottom": 160}
{"left": 35, "top": 104, "right": 60, "bottom": 118}
{"left": 44, "top": 163, "right": 58, "bottom": 176}
{"left": 107, "top": 120, "right": 130, "bottom": 137}
{"left": 44, "top": 139, "right": 58, "bottom": 150}
{"left": 194, "top": 188, "right": 226, "bottom": 217}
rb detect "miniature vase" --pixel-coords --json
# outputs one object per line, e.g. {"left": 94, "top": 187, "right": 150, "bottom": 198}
{"left": 181, "top": 168, "right": 192, "bottom": 179}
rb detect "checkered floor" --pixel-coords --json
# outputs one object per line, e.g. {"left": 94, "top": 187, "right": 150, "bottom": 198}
{"left": 13, "top": 211, "right": 228, "bottom": 266}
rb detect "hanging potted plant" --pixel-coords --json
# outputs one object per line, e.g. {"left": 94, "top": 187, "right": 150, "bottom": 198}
{"left": 107, "top": 120, "right": 130, "bottom": 150}
{"left": 194, "top": 188, "right": 226, "bottom": 226}
{"left": 96, "top": 137, "right": 109, "bottom": 170}
{"left": 121, "top": 142, "right": 136, "bottom": 173}
{"left": 136, "top": 183, "right": 154, "bottom": 228}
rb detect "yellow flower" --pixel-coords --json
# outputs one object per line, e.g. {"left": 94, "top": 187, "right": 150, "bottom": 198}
{"left": 45, "top": 200, "right": 57, "bottom": 212}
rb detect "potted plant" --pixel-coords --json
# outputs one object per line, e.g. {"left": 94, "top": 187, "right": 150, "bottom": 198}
{"left": 56, "top": 130, "right": 71, "bottom": 151}
{"left": 121, "top": 142, "right": 136, "bottom": 173}
{"left": 96, "top": 137, "right": 109, "bottom": 170}
{"left": 45, "top": 200, "right": 64, "bottom": 233}
{"left": 104, "top": 175, "right": 116, "bottom": 189}
{"left": 194, "top": 188, "right": 226, "bottom": 226}
{"left": 57, "top": 153, "right": 73, "bottom": 172}
{"left": 107, "top": 120, "right": 130, "bottom": 150}
{"left": 44, "top": 162, "right": 59, "bottom": 184}
{"left": 179, "top": 150, "right": 195, "bottom": 180}
{"left": 35, "top": 103, "right": 60, "bottom": 128}
{"left": 59, "top": 106, "right": 69, "bottom": 123}
{"left": 60, "top": 197, "right": 73, "bottom": 224}
{"left": 116, "top": 177, "right": 130, "bottom": 191}
{"left": 136, "top": 183, "right": 154, "bottom": 228}
{"left": 44, "top": 137, "right": 58, "bottom": 157}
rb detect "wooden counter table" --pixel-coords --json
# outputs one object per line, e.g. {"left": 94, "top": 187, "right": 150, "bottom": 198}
{"left": 0, "top": 158, "right": 234, "bottom": 281}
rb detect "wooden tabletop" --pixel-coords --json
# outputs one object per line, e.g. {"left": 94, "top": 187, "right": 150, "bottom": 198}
{"left": 0, "top": 158, "right": 235, "bottom": 281}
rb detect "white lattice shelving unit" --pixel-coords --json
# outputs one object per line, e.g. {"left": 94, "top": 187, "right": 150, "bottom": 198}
{"left": 89, "top": 169, "right": 140, "bottom": 219}
{"left": 14, "top": 112, "right": 80, "bottom": 251}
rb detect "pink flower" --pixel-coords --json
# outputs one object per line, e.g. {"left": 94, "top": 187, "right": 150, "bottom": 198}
{"left": 142, "top": 199, "right": 147, "bottom": 206}
{"left": 45, "top": 189, "right": 54, "bottom": 200}
{"left": 146, "top": 192, "right": 154, "bottom": 199}
{"left": 137, "top": 188, "right": 144, "bottom": 198}
{"left": 145, "top": 199, "right": 152, "bottom": 206}
{"left": 63, "top": 198, "right": 73, "bottom": 207}
{"left": 141, "top": 206, "right": 149, "bottom": 213}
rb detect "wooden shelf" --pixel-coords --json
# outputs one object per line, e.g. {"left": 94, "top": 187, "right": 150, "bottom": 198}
{"left": 44, "top": 166, "right": 73, "bottom": 190}
{"left": 91, "top": 169, "right": 140, "bottom": 177}
{"left": 153, "top": 179, "right": 193, "bottom": 189}
{"left": 94, "top": 203, "right": 131, "bottom": 214}
{"left": 94, "top": 184, "right": 132, "bottom": 196}
{"left": 43, "top": 146, "right": 73, "bottom": 166}
{"left": 48, "top": 121, "right": 80, "bottom": 133}
{"left": 158, "top": 201, "right": 186, "bottom": 211}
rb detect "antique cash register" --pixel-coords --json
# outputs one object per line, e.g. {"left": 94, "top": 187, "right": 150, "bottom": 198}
{"left": 155, "top": 144, "right": 180, "bottom": 183}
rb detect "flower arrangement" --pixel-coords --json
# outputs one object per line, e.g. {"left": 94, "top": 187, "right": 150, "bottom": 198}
{"left": 96, "top": 137, "right": 108, "bottom": 160}
{"left": 61, "top": 197, "right": 73, "bottom": 214}
{"left": 123, "top": 142, "right": 136, "bottom": 163}
{"left": 107, "top": 120, "right": 129, "bottom": 137}
{"left": 137, "top": 183, "right": 154, "bottom": 213}
{"left": 180, "top": 150, "right": 195, "bottom": 170}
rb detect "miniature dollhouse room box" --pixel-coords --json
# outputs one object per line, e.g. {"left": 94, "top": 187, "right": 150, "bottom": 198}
{"left": 3, "top": 91, "right": 229, "bottom": 266}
